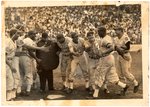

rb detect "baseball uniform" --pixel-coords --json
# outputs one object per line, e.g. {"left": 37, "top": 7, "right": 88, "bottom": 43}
{"left": 114, "top": 33, "right": 138, "bottom": 86}
{"left": 57, "top": 37, "right": 73, "bottom": 88}
{"left": 69, "top": 37, "right": 89, "bottom": 89}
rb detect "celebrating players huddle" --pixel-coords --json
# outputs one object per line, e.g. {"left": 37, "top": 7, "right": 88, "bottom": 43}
{"left": 55, "top": 26, "right": 139, "bottom": 98}
{"left": 5, "top": 25, "right": 139, "bottom": 100}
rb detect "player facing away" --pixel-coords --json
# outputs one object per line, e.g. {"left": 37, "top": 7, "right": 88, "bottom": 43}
{"left": 114, "top": 26, "right": 139, "bottom": 93}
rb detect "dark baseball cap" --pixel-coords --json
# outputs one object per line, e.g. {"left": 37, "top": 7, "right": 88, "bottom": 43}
{"left": 56, "top": 33, "right": 64, "bottom": 39}
{"left": 42, "top": 32, "right": 48, "bottom": 38}
{"left": 114, "top": 26, "right": 124, "bottom": 31}
{"left": 28, "top": 30, "right": 36, "bottom": 36}
{"left": 87, "top": 31, "right": 94, "bottom": 37}
{"left": 9, "top": 29, "right": 17, "bottom": 37}
{"left": 70, "top": 32, "right": 78, "bottom": 38}
{"left": 97, "top": 26, "right": 106, "bottom": 32}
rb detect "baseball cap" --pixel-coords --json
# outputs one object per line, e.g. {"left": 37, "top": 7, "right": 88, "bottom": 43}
{"left": 70, "top": 32, "right": 78, "bottom": 38}
{"left": 114, "top": 26, "right": 124, "bottom": 31}
{"left": 42, "top": 32, "right": 48, "bottom": 38}
{"left": 9, "top": 29, "right": 17, "bottom": 37}
{"left": 56, "top": 33, "right": 64, "bottom": 39}
{"left": 28, "top": 30, "right": 36, "bottom": 36}
{"left": 87, "top": 31, "right": 94, "bottom": 37}
{"left": 97, "top": 26, "right": 106, "bottom": 32}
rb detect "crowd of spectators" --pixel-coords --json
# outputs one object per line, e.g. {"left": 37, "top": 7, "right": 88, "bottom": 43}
{"left": 5, "top": 4, "right": 141, "bottom": 44}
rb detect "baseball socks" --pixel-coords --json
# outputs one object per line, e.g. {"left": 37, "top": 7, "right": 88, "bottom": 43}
{"left": 17, "top": 86, "right": 21, "bottom": 94}
{"left": 25, "top": 85, "right": 31, "bottom": 96}
{"left": 103, "top": 83, "right": 110, "bottom": 94}
{"left": 63, "top": 81, "right": 68, "bottom": 88}
{"left": 93, "top": 85, "right": 99, "bottom": 98}
{"left": 117, "top": 81, "right": 129, "bottom": 95}
{"left": 66, "top": 81, "right": 74, "bottom": 94}
{"left": 6, "top": 90, "right": 13, "bottom": 101}
{"left": 11, "top": 89, "right": 17, "bottom": 99}
{"left": 85, "top": 80, "right": 90, "bottom": 89}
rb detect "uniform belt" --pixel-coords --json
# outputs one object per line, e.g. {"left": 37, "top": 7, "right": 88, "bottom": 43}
{"left": 89, "top": 56, "right": 99, "bottom": 59}
{"left": 62, "top": 54, "right": 70, "bottom": 57}
{"left": 7, "top": 57, "right": 13, "bottom": 60}
{"left": 62, "top": 52, "right": 71, "bottom": 56}
{"left": 15, "top": 52, "right": 28, "bottom": 56}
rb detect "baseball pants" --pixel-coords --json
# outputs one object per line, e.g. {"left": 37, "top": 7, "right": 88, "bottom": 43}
{"left": 19, "top": 55, "right": 33, "bottom": 92}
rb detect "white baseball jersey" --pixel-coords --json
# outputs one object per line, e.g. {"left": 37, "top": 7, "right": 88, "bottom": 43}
{"left": 114, "top": 33, "right": 130, "bottom": 49}
{"left": 5, "top": 36, "right": 16, "bottom": 58}
{"left": 98, "top": 35, "right": 113, "bottom": 52}
{"left": 85, "top": 40, "right": 101, "bottom": 58}
{"left": 57, "top": 37, "right": 73, "bottom": 56}
{"left": 72, "top": 37, "right": 85, "bottom": 55}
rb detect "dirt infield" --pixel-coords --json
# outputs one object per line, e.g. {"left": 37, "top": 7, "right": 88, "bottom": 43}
{"left": 15, "top": 46, "right": 142, "bottom": 100}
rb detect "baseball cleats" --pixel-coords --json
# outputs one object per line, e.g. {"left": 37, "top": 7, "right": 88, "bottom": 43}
{"left": 122, "top": 85, "right": 129, "bottom": 95}
{"left": 133, "top": 83, "right": 140, "bottom": 93}
{"left": 66, "top": 88, "right": 73, "bottom": 94}
{"left": 104, "top": 88, "right": 110, "bottom": 94}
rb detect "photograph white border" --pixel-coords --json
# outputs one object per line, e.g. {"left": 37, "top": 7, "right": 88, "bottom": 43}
{"left": 1, "top": 0, "right": 149, "bottom": 106}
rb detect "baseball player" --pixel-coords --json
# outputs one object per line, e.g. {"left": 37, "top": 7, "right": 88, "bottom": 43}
{"left": 18, "top": 30, "right": 47, "bottom": 96}
{"left": 56, "top": 33, "right": 73, "bottom": 90}
{"left": 90, "top": 26, "right": 129, "bottom": 98}
{"left": 114, "top": 26, "right": 139, "bottom": 93}
{"left": 84, "top": 31, "right": 102, "bottom": 95}
{"left": 67, "top": 32, "right": 89, "bottom": 93}
{"left": 5, "top": 29, "right": 19, "bottom": 100}
{"left": 18, "top": 31, "right": 36, "bottom": 96}
{"left": 15, "top": 25, "right": 25, "bottom": 95}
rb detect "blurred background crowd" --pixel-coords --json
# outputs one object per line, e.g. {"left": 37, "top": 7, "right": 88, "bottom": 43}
{"left": 5, "top": 4, "right": 141, "bottom": 44}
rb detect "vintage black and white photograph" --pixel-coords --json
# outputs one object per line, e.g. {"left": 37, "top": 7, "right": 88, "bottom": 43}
{"left": 1, "top": 0, "right": 149, "bottom": 106}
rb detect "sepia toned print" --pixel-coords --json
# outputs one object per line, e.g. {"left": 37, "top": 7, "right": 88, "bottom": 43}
{"left": 1, "top": 1, "right": 149, "bottom": 106}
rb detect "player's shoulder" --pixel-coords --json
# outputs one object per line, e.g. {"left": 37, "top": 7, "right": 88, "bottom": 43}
{"left": 5, "top": 36, "right": 11, "bottom": 43}
{"left": 105, "top": 35, "right": 112, "bottom": 40}
{"left": 23, "top": 37, "right": 31, "bottom": 42}
{"left": 103, "top": 35, "right": 112, "bottom": 43}
{"left": 123, "top": 33, "right": 130, "bottom": 41}
{"left": 79, "top": 37, "right": 85, "bottom": 42}
{"left": 65, "top": 36, "right": 72, "bottom": 42}
{"left": 23, "top": 37, "right": 34, "bottom": 45}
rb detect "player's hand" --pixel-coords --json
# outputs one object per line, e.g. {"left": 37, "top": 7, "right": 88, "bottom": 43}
{"left": 93, "top": 66, "right": 97, "bottom": 69}
{"left": 36, "top": 58, "right": 42, "bottom": 64}
{"left": 11, "top": 67, "right": 17, "bottom": 73}
{"left": 72, "top": 52, "right": 80, "bottom": 57}
{"left": 40, "top": 46, "right": 50, "bottom": 52}
{"left": 56, "top": 51, "right": 60, "bottom": 56}
{"left": 100, "top": 53, "right": 107, "bottom": 58}
{"left": 85, "top": 47, "right": 91, "bottom": 52}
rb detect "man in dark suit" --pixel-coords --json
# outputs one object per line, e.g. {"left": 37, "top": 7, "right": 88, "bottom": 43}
{"left": 35, "top": 33, "right": 60, "bottom": 93}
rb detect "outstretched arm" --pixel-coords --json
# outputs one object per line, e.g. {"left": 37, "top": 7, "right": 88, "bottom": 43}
{"left": 24, "top": 44, "right": 50, "bottom": 52}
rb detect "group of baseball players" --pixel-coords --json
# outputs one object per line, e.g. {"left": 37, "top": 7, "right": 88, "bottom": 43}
{"left": 5, "top": 24, "right": 140, "bottom": 101}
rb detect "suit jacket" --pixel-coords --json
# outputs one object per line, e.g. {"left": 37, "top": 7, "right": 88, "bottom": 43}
{"left": 36, "top": 40, "right": 60, "bottom": 71}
